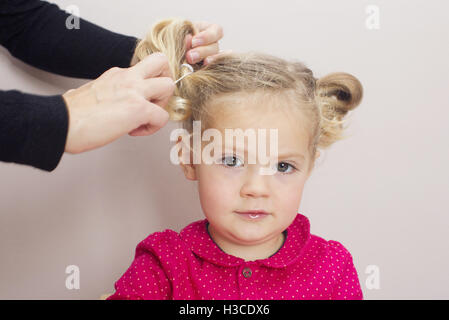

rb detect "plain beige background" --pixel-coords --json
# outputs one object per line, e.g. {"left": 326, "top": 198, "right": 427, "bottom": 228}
{"left": 1, "top": 0, "right": 448, "bottom": 299}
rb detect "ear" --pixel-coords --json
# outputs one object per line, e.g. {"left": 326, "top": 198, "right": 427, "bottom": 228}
{"left": 177, "top": 136, "right": 198, "bottom": 181}
{"left": 180, "top": 162, "right": 197, "bottom": 181}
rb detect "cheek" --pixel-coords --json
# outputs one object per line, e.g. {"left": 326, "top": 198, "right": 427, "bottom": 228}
{"left": 272, "top": 176, "right": 306, "bottom": 211}
{"left": 197, "top": 166, "right": 237, "bottom": 215}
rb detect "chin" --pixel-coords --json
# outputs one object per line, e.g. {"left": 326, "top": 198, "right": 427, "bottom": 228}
{"left": 230, "top": 227, "right": 272, "bottom": 244}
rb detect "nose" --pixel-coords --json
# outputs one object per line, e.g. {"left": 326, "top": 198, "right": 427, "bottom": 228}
{"left": 240, "top": 165, "right": 270, "bottom": 198}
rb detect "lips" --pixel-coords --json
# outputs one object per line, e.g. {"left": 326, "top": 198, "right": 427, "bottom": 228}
{"left": 235, "top": 210, "right": 270, "bottom": 220}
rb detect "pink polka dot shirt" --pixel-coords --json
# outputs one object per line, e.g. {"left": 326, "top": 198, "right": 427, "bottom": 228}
{"left": 107, "top": 213, "right": 363, "bottom": 300}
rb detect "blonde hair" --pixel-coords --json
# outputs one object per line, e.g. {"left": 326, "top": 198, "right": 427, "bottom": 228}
{"left": 133, "top": 18, "right": 363, "bottom": 166}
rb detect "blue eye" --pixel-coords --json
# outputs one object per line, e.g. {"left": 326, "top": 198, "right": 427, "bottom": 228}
{"left": 277, "top": 162, "right": 297, "bottom": 174}
{"left": 221, "top": 155, "right": 243, "bottom": 168}
{"left": 220, "top": 156, "right": 298, "bottom": 174}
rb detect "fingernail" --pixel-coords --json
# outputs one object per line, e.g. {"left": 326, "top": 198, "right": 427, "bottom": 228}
{"left": 189, "top": 51, "right": 200, "bottom": 63}
{"left": 191, "top": 37, "right": 203, "bottom": 47}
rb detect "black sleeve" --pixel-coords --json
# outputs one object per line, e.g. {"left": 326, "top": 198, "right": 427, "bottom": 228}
{"left": 0, "top": 90, "right": 68, "bottom": 172}
{"left": 0, "top": 0, "right": 140, "bottom": 172}
{"left": 0, "top": 0, "right": 139, "bottom": 79}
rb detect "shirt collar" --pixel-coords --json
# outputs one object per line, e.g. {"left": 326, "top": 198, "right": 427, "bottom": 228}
{"left": 179, "top": 213, "right": 311, "bottom": 269}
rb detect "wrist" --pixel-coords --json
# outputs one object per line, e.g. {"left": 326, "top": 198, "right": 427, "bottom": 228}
{"left": 61, "top": 91, "right": 75, "bottom": 154}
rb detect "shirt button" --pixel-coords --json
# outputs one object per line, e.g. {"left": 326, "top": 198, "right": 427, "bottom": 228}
{"left": 242, "top": 267, "right": 252, "bottom": 278}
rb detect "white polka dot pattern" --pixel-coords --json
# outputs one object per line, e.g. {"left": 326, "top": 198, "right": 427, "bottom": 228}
{"left": 107, "top": 213, "right": 363, "bottom": 300}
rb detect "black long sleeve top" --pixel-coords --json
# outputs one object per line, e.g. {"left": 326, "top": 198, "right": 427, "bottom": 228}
{"left": 0, "top": 0, "right": 139, "bottom": 171}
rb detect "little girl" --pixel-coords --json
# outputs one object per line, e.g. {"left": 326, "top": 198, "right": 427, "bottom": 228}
{"left": 107, "top": 18, "right": 364, "bottom": 300}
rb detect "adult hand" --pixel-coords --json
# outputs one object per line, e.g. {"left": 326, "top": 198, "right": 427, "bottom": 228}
{"left": 62, "top": 52, "right": 175, "bottom": 154}
{"left": 185, "top": 21, "right": 230, "bottom": 66}
{"left": 129, "top": 21, "right": 228, "bottom": 67}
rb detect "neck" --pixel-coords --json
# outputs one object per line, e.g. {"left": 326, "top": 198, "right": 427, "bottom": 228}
{"left": 207, "top": 223, "right": 285, "bottom": 261}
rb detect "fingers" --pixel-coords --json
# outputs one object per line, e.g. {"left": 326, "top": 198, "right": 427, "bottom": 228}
{"left": 187, "top": 42, "right": 220, "bottom": 65}
{"left": 203, "top": 49, "right": 233, "bottom": 66}
{"left": 130, "top": 52, "right": 173, "bottom": 79}
{"left": 139, "top": 76, "right": 175, "bottom": 108}
{"left": 192, "top": 22, "right": 223, "bottom": 45}
{"left": 184, "top": 33, "right": 193, "bottom": 52}
{"left": 193, "top": 21, "right": 213, "bottom": 32}
{"left": 128, "top": 77, "right": 174, "bottom": 136}
{"left": 128, "top": 102, "right": 170, "bottom": 136}
{"left": 127, "top": 21, "right": 224, "bottom": 136}
{"left": 186, "top": 22, "right": 223, "bottom": 64}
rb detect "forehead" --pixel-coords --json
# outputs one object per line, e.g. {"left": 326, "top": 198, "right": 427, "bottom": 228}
{"left": 205, "top": 91, "right": 310, "bottom": 154}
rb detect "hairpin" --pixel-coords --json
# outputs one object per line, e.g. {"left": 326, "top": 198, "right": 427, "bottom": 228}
{"left": 174, "top": 63, "right": 194, "bottom": 84}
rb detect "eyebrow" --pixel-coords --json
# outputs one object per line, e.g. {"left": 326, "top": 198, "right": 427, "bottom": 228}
{"left": 278, "top": 152, "right": 305, "bottom": 160}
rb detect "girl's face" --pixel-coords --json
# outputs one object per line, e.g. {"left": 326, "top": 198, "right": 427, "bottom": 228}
{"left": 180, "top": 92, "right": 319, "bottom": 259}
